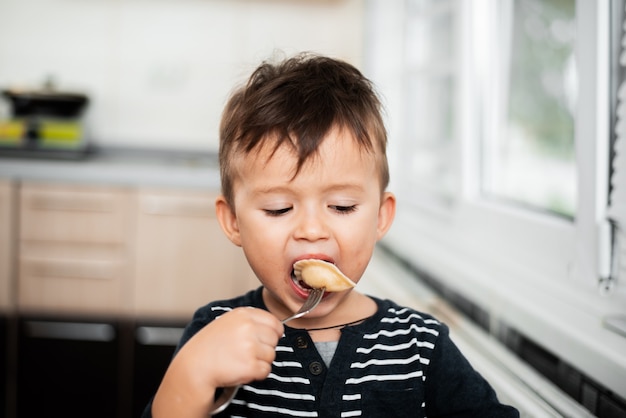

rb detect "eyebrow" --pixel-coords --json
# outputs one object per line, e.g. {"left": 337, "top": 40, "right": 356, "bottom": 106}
{"left": 251, "top": 183, "right": 366, "bottom": 196}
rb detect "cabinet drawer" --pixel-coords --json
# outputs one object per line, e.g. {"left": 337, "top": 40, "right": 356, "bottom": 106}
{"left": 139, "top": 191, "right": 216, "bottom": 218}
{"left": 0, "top": 181, "right": 15, "bottom": 311}
{"left": 20, "top": 183, "right": 134, "bottom": 243}
{"left": 18, "top": 250, "right": 130, "bottom": 315}
{"left": 133, "top": 190, "right": 255, "bottom": 319}
{"left": 18, "top": 183, "right": 134, "bottom": 315}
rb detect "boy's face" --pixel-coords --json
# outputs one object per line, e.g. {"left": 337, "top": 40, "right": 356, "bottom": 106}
{"left": 216, "top": 127, "right": 395, "bottom": 321}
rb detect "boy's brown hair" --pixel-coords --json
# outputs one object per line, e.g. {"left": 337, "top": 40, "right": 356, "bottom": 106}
{"left": 219, "top": 52, "right": 389, "bottom": 207}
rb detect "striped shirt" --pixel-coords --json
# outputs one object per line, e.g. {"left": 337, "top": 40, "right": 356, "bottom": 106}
{"left": 143, "top": 287, "right": 518, "bottom": 417}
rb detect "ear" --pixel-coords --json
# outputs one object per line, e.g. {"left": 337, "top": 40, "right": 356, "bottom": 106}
{"left": 376, "top": 192, "right": 396, "bottom": 240}
{"left": 215, "top": 195, "right": 242, "bottom": 247}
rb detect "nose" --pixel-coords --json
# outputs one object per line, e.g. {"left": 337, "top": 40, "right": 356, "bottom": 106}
{"left": 294, "top": 207, "right": 330, "bottom": 241}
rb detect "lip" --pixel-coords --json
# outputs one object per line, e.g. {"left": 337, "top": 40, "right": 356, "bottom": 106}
{"left": 293, "top": 254, "right": 334, "bottom": 264}
{"left": 288, "top": 278, "right": 333, "bottom": 304}
{"left": 289, "top": 277, "right": 312, "bottom": 299}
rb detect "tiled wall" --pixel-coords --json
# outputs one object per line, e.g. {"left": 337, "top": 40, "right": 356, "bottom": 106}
{"left": 0, "top": 0, "right": 364, "bottom": 151}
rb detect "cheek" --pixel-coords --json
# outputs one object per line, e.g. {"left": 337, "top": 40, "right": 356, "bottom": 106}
{"left": 337, "top": 222, "right": 378, "bottom": 259}
{"left": 239, "top": 215, "right": 285, "bottom": 243}
{"left": 239, "top": 222, "right": 270, "bottom": 250}
{"left": 237, "top": 217, "right": 285, "bottom": 260}
{"left": 344, "top": 250, "right": 375, "bottom": 286}
{"left": 343, "top": 210, "right": 381, "bottom": 250}
{"left": 352, "top": 208, "right": 383, "bottom": 237}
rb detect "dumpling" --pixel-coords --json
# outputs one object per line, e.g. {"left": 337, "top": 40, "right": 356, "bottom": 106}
{"left": 293, "top": 259, "right": 356, "bottom": 292}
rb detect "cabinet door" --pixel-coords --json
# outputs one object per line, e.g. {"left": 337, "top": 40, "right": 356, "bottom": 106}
{"left": 17, "top": 318, "right": 122, "bottom": 418}
{"left": 0, "top": 180, "right": 15, "bottom": 312}
{"left": 133, "top": 190, "right": 255, "bottom": 319}
{"left": 18, "top": 183, "right": 135, "bottom": 315}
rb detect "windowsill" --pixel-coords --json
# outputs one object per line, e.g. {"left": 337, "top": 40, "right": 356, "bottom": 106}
{"left": 377, "top": 208, "right": 626, "bottom": 403}
{"left": 360, "top": 247, "right": 595, "bottom": 417}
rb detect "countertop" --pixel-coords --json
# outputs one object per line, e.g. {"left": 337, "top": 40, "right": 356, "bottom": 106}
{"left": 0, "top": 146, "right": 221, "bottom": 189}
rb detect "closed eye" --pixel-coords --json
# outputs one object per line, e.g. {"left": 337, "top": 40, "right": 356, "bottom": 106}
{"left": 264, "top": 207, "right": 292, "bottom": 217}
{"left": 331, "top": 205, "right": 357, "bottom": 214}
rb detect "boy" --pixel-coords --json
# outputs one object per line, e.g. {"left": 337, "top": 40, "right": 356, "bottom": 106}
{"left": 144, "top": 53, "right": 519, "bottom": 417}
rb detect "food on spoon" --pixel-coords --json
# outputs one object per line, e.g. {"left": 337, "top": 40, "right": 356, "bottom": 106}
{"left": 293, "top": 259, "right": 356, "bottom": 292}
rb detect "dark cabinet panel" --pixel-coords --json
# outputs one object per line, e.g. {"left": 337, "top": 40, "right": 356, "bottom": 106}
{"left": 1, "top": 316, "right": 7, "bottom": 417}
{"left": 4, "top": 317, "right": 186, "bottom": 418}
{"left": 132, "top": 323, "right": 183, "bottom": 416}
{"left": 16, "top": 318, "right": 121, "bottom": 418}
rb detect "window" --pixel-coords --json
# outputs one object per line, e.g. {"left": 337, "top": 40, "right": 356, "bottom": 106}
{"left": 401, "top": 1, "right": 459, "bottom": 206}
{"left": 366, "top": 0, "right": 626, "bottom": 402}
{"left": 482, "top": 0, "right": 577, "bottom": 218}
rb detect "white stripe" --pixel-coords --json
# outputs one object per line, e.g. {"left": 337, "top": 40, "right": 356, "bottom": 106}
{"left": 388, "top": 307, "right": 410, "bottom": 315}
{"left": 356, "top": 338, "right": 434, "bottom": 354}
{"left": 363, "top": 324, "right": 439, "bottom": 339}
{"left": 342, "top": 394, "right": 361, "bottom": 401}
{"left": 382, "top": 313, "right": 439, "bottom": 325}
{"left": 267, "top": 372, "right": 310, "bottom": 384}
{"left": 247, "top": 402, "right": 318, "bottom": 417}
{"left": 243, "top": 385, "right": 315, "bottom": 401}
{"left": 211, "top": 306, "right": 232, "bottom": 313}
{"left": 382, "top": 312, "right": 424, "bottom": 322}
{"left": 350, "top": 353, "right": 428, "bottom": 368}
{"left": 276, "top": 345, "right": 295, "bottom": 352}
{"left": 341, "top": 411, "right": 362, "bottom": 417}
{"left": 273, "top": 360, "right": 303, "bottom": 368}
{"left": 346, "top": 370, "right": 423, "bottom": 385}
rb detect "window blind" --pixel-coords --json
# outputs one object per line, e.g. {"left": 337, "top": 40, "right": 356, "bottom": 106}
{"left": 608, "top": 5, "right": 626, "bottom": 291}
{"left": 611, "top": 101, "right": 625, "bottom": 286}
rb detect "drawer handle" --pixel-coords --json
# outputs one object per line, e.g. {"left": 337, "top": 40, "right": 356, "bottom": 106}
{"left": 136, "top": 326, "right": 185, "bottom": 346}
{"left": 29, "top": 195, "right": 114, "bottom": 213}
{"left": 25, "top": 321, "right": 115, "bottom": 342}
{"left": 142, "top": 196, "right": 214, "bottom": 217}
{"left": 25, "top": 258, "right": 117, "bottom": 280}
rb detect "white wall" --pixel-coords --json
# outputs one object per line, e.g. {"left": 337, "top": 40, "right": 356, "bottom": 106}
{"left": 0, "top": 0, "right": 364, "bottom": 151}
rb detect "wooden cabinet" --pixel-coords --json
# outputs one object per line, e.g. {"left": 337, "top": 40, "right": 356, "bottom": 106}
{"left": 13, "top": 182, "right": 255, "bottom": 319}
{"left": 133, "top": 189, "right": 256, "bottom": 319}
{"left": 5, "top": 179, "right": 257, "bottom": 418}
{"left": 17, "top": 183, "right": 135, "bottom": 315}
{"left": 0, "top": 180, "right": 15, "bottom": 312}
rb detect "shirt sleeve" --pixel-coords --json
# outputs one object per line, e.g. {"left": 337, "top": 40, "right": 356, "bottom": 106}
{"left": 424, "top": 323, "right": 520, "bottom": 417}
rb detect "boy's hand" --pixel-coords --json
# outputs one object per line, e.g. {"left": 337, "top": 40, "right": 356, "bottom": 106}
{"left": 152, "top": 307, "right": 284, "bottom": 417}
{"left": 198, "top": 307, "right": 284, "bottom": 387}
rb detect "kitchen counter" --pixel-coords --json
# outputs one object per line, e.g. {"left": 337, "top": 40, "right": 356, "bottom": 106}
{"left": 0, "top": 146, "right": 221, "bottom": 189}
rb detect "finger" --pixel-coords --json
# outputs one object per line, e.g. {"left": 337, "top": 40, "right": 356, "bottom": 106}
{"left": 234, "top": 308, "right": 284, "bottom": 340}
{"left": 249, "top": 309, "right": 285, "bottom": 332}
{"left": 255, "top": 338, "right": 278, "bottom": 363}
{"left": 253, "top": 359, "right": 274, "bottom": 380}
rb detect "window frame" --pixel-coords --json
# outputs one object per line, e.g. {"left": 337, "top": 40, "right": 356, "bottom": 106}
{"left": 366, "top": 0, "right": 626, "bottom": 400}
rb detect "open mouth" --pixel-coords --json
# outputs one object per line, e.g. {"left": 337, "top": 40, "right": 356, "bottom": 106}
{"left": 290, "top": 258, "right": 338, "bottom": 293}
{"left": 291, "top": 268, "right": 314, "bottom": 291}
